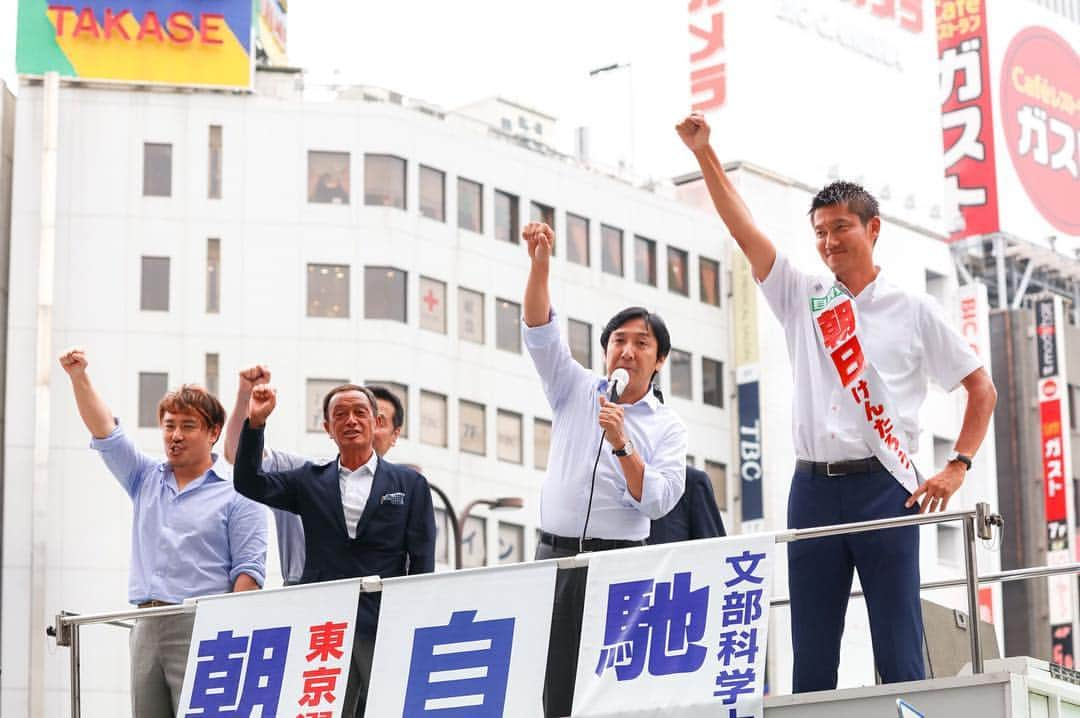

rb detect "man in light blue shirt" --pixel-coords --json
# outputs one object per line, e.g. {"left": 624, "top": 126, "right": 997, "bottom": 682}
{"left": 521, "top": 221, "right": 688, "bottom": 717}
{"left": 59, "top": 349, "right": 267, "bottom": 718}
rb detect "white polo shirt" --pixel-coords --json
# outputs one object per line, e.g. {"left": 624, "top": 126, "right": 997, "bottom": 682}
{"left": 759, "top": 252, "right": 982, "bottom": 463}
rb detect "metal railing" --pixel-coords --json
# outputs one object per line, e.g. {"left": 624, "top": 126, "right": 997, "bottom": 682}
{"left": 56, "top": 501, "right": 1080, "bottom": 718}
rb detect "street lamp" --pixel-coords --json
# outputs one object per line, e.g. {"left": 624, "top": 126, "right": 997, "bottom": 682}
{"left": 427, "top": 482, "right": 523, "bottom": 570}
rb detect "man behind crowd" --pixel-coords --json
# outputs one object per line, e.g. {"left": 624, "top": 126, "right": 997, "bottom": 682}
{"left": 676, "top": 113, "right": 997, "bottom": 692}
{"left": 521, "top": 221, "right": 688, "bottom": 717}
{"left": 233, "top": 381, "right": 435, "bottom": 717}
{"left": 58, "top": 348, "right": 267, "bottom": 718}
{"left": 224, "top": 365, "right": 406, "bottom": 584}
{"left": 648, "top": 465, "right": 726, "bottom": 544}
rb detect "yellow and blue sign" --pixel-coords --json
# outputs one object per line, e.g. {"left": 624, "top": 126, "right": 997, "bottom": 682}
{"left": 16, "top": 0, "right": 253, "bottom": 88}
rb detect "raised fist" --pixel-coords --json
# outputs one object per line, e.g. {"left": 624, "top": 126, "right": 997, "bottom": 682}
{"left": 522, "top": 222, "right": 554, "bottom": 264}
{"left": 675, "top": 113, "right": 710, "bottom": 151}
{"left": 58, "top": 348, "right": 88, "bottom": 377}
{"left": 248, "top": 384, "right": 277, "bottom": 428}
{"left": 238, "top": 365, "right": 271, "bottom": 393}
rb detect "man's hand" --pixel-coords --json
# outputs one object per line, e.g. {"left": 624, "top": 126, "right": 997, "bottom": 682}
{"left": 248, "top": 384, "right": 277, "bottom": 429}
{"left": 675, "top": 112, "right": 710, "bottom": 152}
{"left": 58, "top": 348, "right": 88, "bottom": 377}
{"left": 238, "top": 365, "right": 271, "bottom": 395}
{"left": 523, "top": 222, "right": 554, "bottom": 265}
{"left": 598, "top": 396, "right": 628, "bottom": 450}
{"left": 906, "top": 462, "right": 966, "bottom": 513}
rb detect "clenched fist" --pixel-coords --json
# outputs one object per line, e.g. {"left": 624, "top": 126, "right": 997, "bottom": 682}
{"left": 522, "top": 222, "right": 555, "bottom": 265}
{"left": 675, "top": 112, "right": 710, "bottom": 152}
{"left": 58, "top": 348, "right": 88, "bottom": 377}
{"left": 248, "top": 384, "right": 277, "bottom": 428}
{"left": 238, "top": 365, "right": 271, "bottom": 394}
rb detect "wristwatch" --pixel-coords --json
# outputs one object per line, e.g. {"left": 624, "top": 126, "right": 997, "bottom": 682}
{"left": 947, "top": 451, "right": 972, "bottom": 471}
{"left": 613, "top": 440, "right": 635, "bottom": 458}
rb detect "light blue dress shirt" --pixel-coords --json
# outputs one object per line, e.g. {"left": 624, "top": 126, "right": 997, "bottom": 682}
{"left": 523, "top": 310, "right": 688, "bottom": 540}
{"left": 91, "top": 422, "right": 268, "bottom": 604}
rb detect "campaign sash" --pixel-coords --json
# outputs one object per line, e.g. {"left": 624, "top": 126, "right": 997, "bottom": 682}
{"left": 810, "top": 284, "right": 922, "bottom": 494}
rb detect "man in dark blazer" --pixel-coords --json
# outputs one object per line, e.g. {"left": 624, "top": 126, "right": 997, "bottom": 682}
{"left": 648, "top": 465, "right": 726, "bottom": 544}
{"left": 234, "top": 382, "right": 435, "bottom": 718}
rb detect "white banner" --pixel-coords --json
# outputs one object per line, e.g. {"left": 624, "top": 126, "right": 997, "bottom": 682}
{"left": 177, "top": 579, "right": 363, "bottom": 718}
{"left": 367, "top": 562, "right": 557, "bottom": 717}
{"left": 574, "top": 535, "right": 774, "bottom": 718}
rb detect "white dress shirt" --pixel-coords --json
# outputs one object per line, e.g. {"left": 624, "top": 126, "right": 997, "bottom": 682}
{"left": 340, "top": 451, "right": 379, "bottom": 539}
{"left": 759, "top": 252, "right": 982, "bottom": 462}
{"left": 523, "top": 310, "right": 688, "bottom": 540}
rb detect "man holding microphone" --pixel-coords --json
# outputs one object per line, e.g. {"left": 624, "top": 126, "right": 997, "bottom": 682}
{"left": 521, "top": 221, "right": 688, "bottom": 717}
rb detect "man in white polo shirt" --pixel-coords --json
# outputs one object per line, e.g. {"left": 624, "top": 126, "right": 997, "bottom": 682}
{"left": 676, "top": 113, "right": 997, "bottom": 692}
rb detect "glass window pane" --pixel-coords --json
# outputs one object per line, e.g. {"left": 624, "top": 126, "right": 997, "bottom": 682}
{"left": 143, "top": 143, "right": 172, "bottom": 197}
{"left": 364, "top": 153, "right": 406, "bottom": 209}
{"left": 138, "top": 372, "right": 168, "bottom": 428}
{"left": 306, "top": 264, "right": 350, "bottom": 318}
{"left": 205, "top": 353, "right": 219, "bottom": 397}
{"left": 495, "top": 298, "right": 521, "bottom": 353}
{"left": 568, "top": 319, "right": 592, "bottom": 369}
{"left": 667, "top": 246, "right": 689, "bottom": 296}
{"left": 459, "top": 400, "right": 486, "bottom": 455}
{"left": 497, "top": 409, "right": 523, "bottom": 464}
{"left": 567, "top": 213, "right": 589, "bottom": 266}
{"left": 670, "top": 349, "right": 692, "bottom": 399}
{"left": 529, "top": 201, "right": 554, "bottom": 226}
{"left": 498, "top": 522, "right": 525, "bottom": 564}
{"left": 208, "top": 125, "right": 222, "bottom": 199}
{"left": 421, "top": 390, "right": 448, "bottom": 447}
{"left": 700, "top": 257, "right": 721, "bottom": 306}
{"left": 494, "top": 190, "right": 519, "bottom": 243}
{"left": 634, "top": 235, "right": 657, "bottom": 286}
{"left": 458, "top": 177, "right": 483, "bottom": 233}
{"left": 140, "top": 256, "right": 170, "bottom": 311}
{"left": 306, "top": 378, "right": 348, "bottom": 432}
{"left": 308, "top": 150, "right": 350, "bottom": 204}
{"left": 534, "top": 418, "right": 551, "bottom": 471}
{"left": 365, "top": 266, "right": 407, "bottom": 322}
{"left": 458, "top": 288, "right": 485, "bottom": 344}
{"left": 419, "top": 276, "right": 447, "bottom": 334}
{"left": 461, "top": 515, "right": 487, "bottom": 568}
{"left": 433, "top": 507, "right": 451, "bottom": 568}
{"left": 206, "top": 238, "right": 220, "bottom": 314}
{"left": 705, "top": 460, "right": 727, "bottom": 510}
{"left": 419, "top": 165, "right": 445, "bottom": 222}
{"left": 703, "top": 357, "right": 724, "bottom": 407}
{"left": 601, "top": 224, "right": 623, "bottom": 276}
{"left": 366, "top": 380, "right": 408, "bottom": 439}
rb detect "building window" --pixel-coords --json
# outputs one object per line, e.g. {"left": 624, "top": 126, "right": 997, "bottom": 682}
{"left": 704, "top": 460, "right": 727, "bottom": 510}
{"left": 567, "top": 213, "right": 590, "bottom": 267}
{"left": 461, "top": 515, "right": 487, "bottom": 568}
{"left": 459, "top": 400, "right": 486, "bottom": 455}
{"left": 458, "top": 177, "right": 483, "bottom": 233}
{"left": 601, "top": 224, "right": 624, "bottom": 277}
{"left": 365, "top": 266, "right": 407, "bottom": 322}
{"left": 143, "top": 142, "right": 172, "bottom": 197}
{"left": 418, "top": 276, "right": 447, "bottom": 334}
{"left": 205, "top": 353, "right": 219, "bottom": 397}
{"left": 138, "top": 372, "right": 168, "bottom": 428}
{"left": 208, "top": 125, "right": 222, "bottom": 199}
{"left": 364, "top": 153, "right": 406, "bottom": 208}
{"left": 140, "top": 256, "right": 170, "bottom": 311}
{"left": 700, "top": 256, "right": 721, "bottom": 306}
{"left": 1069, "top": 384, "right": 1079, "bottom": 432}
{"left": 494, "top": 190, "right": 520, "bottom": 244}
{"left": 498, "top": 522, "right": 525, "bottom": 564}
{"left": 433, "top": 507, "right": 450, "bottom": 567}
{"left": 670, "top": 349, "right": 692, "bottom": 399}
{"left": 206, "top": 238, "right": 220, "bottom": 314}
{"left": 667, "top": 246, "right": 689, "bottom": 296}
{"left": 419, "top": 165, "right": 446, "bottom": 222}
{"left": 367, "top": 380, "right": 409, "bottom": 438}
{"left": 307, "top": 150, "right": 350, "bottom": 204}
{"left": 534, "top": 418, "right": 551, "bottom": 471}
{"left": 306, "top": 264, "right": 350, "bottom": 318}
{"left": 926, "top": 269, "right": 947, "bottom": 305}
{"left": 634, "top": 235, "right": 657, "bottom": 286}
{"left": 703, "top": 357, "right": 724, "bottom": 407}
{"left": 305, "top": 378, "right": 348, "bottom": 432}
{"left": 495, "top": 298, "right": 521, "bottom": 353}
{"left": 568, "top": 319, "right": 592, "bottom": 369}
{"left": 420, "top": 390, "right": 448, "bottom": 447}
{"left": 459, "top": 288, "right": 485, "bottom": 344}
{"left": 530, "top": 201, "right": 554, "bottom": 226}
{"left": 497, "top": 409, "right": 523, "bottom": 464}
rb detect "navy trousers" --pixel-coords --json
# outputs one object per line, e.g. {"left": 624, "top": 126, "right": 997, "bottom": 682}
{"left": 787, "top": 465, "right": 926, "bottom": 692}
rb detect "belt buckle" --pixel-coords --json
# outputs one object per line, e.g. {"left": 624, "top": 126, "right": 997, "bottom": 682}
{"left": 826, "top": 462, "right": 843, "bottom": 477}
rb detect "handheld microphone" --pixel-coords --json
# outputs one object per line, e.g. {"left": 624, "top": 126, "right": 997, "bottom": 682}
{"left": 607, "top": 368, "right": 630, "bottom": 403}
{"left": 581, "top": 368, "right": 632, "bottom": 550}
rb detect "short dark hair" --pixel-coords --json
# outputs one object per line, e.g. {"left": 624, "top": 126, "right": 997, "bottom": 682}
{"left": 809, "top": 181, "right": 879, "bottom": 226}
{"left": 600, "top": 307, "right": 672, "bottom": 360}
{"left": 158, "top": 385, "right": 226, "bottom": 436}
{"left": 367, "top": 385, "right": 405, "bottom": 430}
{"left": 322, "top": 384, "right": 377, "bottom": 422}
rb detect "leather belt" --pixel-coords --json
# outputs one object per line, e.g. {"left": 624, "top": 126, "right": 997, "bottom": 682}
{"left": 540, "top": 531, "right": 645, "bottom": 553}
{"left": 797, "top": 457, "right": 885, "bottom": 477}
{"left": 137, "top": 600, "right": 177, "bottom": 609}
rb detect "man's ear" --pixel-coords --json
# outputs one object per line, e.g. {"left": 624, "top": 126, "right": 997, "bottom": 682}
{"left": 654, "top": 354, "right": 668, "bottom": 373}
{"left": 323, "top": 420, "right": 331, "bottom": 436}
{"left": 868, "top": 216, "right": 881, "bottom": 246}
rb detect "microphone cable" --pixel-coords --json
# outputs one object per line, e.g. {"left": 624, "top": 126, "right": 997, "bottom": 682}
{"left": 579, "top": 427, "right": 607, "bottom": 551}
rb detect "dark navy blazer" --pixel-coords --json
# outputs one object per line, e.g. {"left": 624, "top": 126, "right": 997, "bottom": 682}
{"left": 234, "top": 420, "right": 436, "bottom": 637}
{"left": 648, "top": 466, "right": 727, "bottom": 544}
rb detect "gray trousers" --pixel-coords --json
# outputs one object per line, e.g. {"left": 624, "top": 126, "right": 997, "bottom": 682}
{"left": 536, "top": 543, "right": 588, "bottom": 718}
{"left": 129, "top": 612, "right": 196, "bottom": 718}
{"left": 343, "top": 636, "right": 376, "bottom": 718}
